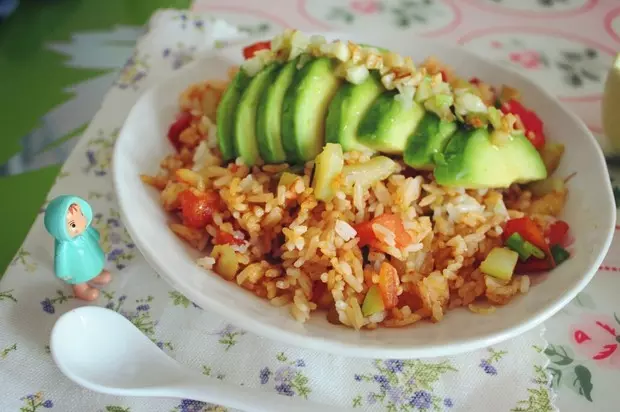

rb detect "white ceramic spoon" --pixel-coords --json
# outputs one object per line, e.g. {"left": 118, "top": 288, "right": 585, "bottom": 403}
{"left": 50, "top": 306, "right": 353, "bottom": 412}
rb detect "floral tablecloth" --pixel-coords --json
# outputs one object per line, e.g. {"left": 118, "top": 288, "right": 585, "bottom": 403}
{"left": 1, "top": 1, "right": 619, "bottom": 411}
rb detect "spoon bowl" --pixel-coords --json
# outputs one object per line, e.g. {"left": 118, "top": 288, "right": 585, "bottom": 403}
{"left": 50, "top": 306, "right": 350, "bottom": 412}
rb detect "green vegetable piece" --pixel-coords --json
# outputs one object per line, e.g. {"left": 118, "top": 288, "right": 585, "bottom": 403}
{"left": 506, "top": 233, "right": 546, "bottom": 262}
{"left": 362, "top": 285, "right": 385, "bottom": 317}
{"left": 523, "top": 241, "right": 545, "bottom": 259}
{"left": 528, "top": 177, "right": 565, "bottom": 197}
{"left": 341, "top": 156, "right": 399, "bottom": 189}
{"left": 216, "top": 69, "right": 251, "bottom": 161}
{"left": 480, "top": 247, "right": 519, "bottom": 281}
{"left": 278, "top": 172, "right": 299, "bottom": 188}
{"left": 551, "top": 245, "right": 570, "bottom": 265}
{"left": 312, "top": 143, "right": 344, "bottom": 201}
{"left": 506, "top": 232, "right": 531, "bottom": 261}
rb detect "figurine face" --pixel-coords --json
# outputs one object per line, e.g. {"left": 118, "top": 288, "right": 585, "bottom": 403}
{"left": 66, "top": 203, "right": 87, "bottom": 237}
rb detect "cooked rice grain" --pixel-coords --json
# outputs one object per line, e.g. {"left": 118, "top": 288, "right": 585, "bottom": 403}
{"left": 147, "top": 77, "right": 566, "bottom": 330}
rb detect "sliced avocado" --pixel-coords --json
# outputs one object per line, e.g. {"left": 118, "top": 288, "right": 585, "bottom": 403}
{"left": 434, "top": 128, "right": 547, "bottom": 188}
{"left": 404, "top": 112, "right": 457, "bottom": 170}
{"left": 325, "top": 73, "right": 383, "bottom": 152}
{"left": 281, "top": 57, "right": 342, "bottom": 163}
{"left": 234, "top": 64, "right": 281, "bottom": 166}
{"left": 357, "top": 92, "right": 425, "bottom": 154}
{"left": 511, "top": 132, "right": 549, "bottom": 184}
{"left": 216, "top": 69, "right": 251, "bottom": 161}
{"left": 256, "top": 58, "right": 299, "bottom": 164}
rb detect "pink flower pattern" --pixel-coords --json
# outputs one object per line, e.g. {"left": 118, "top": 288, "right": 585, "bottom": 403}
{"left": 509, "top": 50, "right": 543, "bottom": 70}
{"left": 349, "top": 0, "right": 381, "bottom": 15}
{"left": 571, "top": 314, "right": 620, "bottom": 369}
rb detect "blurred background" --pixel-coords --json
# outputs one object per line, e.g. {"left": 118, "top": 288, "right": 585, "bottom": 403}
{"left": 1, "top": 0, "right": 619, "bottom": 277}
{"left": 0, "top": 0, "right": 192, "bottom": 275}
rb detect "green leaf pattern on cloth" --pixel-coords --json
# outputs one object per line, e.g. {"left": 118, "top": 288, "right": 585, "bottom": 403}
{"left": 103, "top": 407, "right": 131, "bottom": 412}
{"left": 11, "top": 249, "right": 38, "bottom": 272}
{"left": 512, "top": 365, "right": 554, "bottom": 412}
{"left": 1, "top": 343, "right": 17, "bottom": 360}
{"left": 0, "top": 289, "right": 17, "bottom": 303}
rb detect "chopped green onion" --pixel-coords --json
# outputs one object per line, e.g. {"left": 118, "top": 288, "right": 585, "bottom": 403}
{"left": 506, "top": 232, "right": 546, "bottom": 262}
{"left": 550, "top": 245, "right": 570, "bottom": 265}
{"left": 523, "top": 241, "right": 545, "bottom": 259}
{"left": 505, "top": 233, "right": 531, "bottom": 261}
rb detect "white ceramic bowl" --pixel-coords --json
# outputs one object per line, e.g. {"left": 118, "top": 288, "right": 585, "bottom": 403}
{"left": 113, "top": 31, "right": 616, "bottom": 358}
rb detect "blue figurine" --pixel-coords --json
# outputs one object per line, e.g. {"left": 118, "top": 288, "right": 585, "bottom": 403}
{"left": 44, "top": 195, "right": 111, "bottom": 301}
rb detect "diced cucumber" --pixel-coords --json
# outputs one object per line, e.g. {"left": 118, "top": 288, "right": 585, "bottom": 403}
{"left": 480, "top": 247, "right": 519, "bottom": 281}
{"left": 278, "top": 171, "right": 300, "bottom": 187}
{"left": 362, "top": 285, "right": 385, "bottom": 317}
{"left": 312, "top": 143, "right": 344, "bottom": 201}
{"left": 341, "top": 156, "right": 399, "bottom": 189}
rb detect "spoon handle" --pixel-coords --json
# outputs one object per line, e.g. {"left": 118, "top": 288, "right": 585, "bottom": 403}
{"left": 155, "top": 373, "right": 353, "bottom": 412}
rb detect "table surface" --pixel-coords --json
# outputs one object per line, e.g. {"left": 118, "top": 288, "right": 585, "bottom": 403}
{"left": 1, "top": 0, "right": 619, "bottom": 410}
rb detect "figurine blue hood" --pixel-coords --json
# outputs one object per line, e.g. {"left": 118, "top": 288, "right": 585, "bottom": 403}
{"left": 44, "top": 195, "right": 105, "bottom": 284}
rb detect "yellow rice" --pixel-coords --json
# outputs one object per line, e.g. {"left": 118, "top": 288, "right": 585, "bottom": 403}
{"left": 141, "top": 64, "right": 566, "bottom": 331}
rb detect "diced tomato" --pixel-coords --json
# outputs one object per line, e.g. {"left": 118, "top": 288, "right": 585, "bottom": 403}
{"left": 515, "top": 257, "right": 553, "bottom": 273}
{"left": 354, "top": 213, "right": 412, "bottom": 249}
{"left": 469, "top": 77, "right": 480, "bottom": 85}
{"left": 378, "top": 262, "right": 399, "bottom": 310}
{"left": 503, "top": 217, "right": 555, "bottom": 268}
{"left": 547, "top": 220, "right": 570, "bottom": 247}
{"left": 372, "top": 214, "right": 413, "bottom": 248}
{"left": 500, "top": 99, "right": 545, "bottom": 149}
{"left": 242, "top": 41, "right": 271, "bottom": 60}
{"left": 167, "top": 111, "right": 192, "bottom": 151}
{"left": 439, "top": 69, "right": 448, "bottom": 82}
{"left": 177, "top": 190, "right": 219, "bottom": 229}
{"left": 214, "top": 230, "right": 245, "bottom": 246}
{"left": 355, "top": 220, "right": 378, "bottom": 248}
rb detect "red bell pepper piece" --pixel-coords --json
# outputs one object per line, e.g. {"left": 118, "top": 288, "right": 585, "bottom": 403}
{"left": 547, "top": 220, "right": 570, "bottom": 247}
{"left": 503, "top": 217, "right": 548, "bottom": 251}
{"left": 242, "top": 41, "right": 271, "bottom": 60}
{"left": 500, "top": 99, "right": 546, "bottom": 150}
{"left": 167, "top": 111, "right": 192, "bottom": 151}
{"left": 516, "top": 258, "right": 553, "bottom": 273}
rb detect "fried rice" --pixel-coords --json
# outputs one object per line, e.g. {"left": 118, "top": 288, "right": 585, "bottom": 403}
{"left": 141, "top": 58, "right": 568, "bottom": 331}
